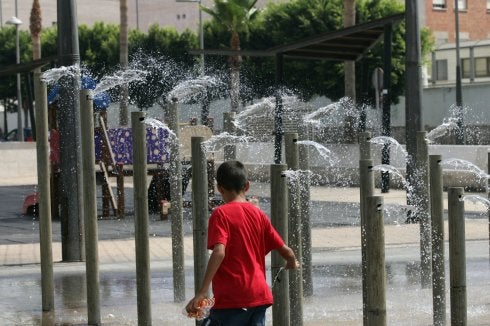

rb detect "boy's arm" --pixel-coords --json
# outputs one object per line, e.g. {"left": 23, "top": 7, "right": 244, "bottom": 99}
{"left": 276, "top": 244, "right": 300, "bottom": 269}
{"left": 185, "top": 243, "right": 225, "bottom": 313}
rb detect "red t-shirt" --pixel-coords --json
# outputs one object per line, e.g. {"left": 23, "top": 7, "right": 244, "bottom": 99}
{"left": 208, "top": 201, "right": 285, "bottom": 309}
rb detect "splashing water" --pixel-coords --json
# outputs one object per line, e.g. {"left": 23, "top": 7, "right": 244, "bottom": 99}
{"left": 41, "top": 65, "right": 80, "bottom": 84}
{"left": 202, "top": 132, "right": 254, "bottom": 152}
{"left": 303, "top": 103, "right": 338, "bottom": 127}
{"left": 167, "top": 76, "right": 223, "bottom": 103}
{"left": 425, "top": 120, "right": 460, "bottom": 143}
{"left": 93, "top": 69, "right": 148, "bottom": 95}
{"left": 144, "top": 118, "right": 175, "bottom": 139}
{"left": 369, "top": 136, "right": 408, "bottom": 158}
{"left": 462, "top": 195, "right": 490, "bottom": 208}
{"left": 234, "top": 97, "right": 276, "bottom": 131}
{"left": 296, "top": 140, "right": 338, "bottom": 166}
{"left": 271, "top": 267, "right": 285, "bottom": 289}
{"left": 372, "top": 164, "right": 411, "bottom": 191}
{"left": 440, "top": 158, "right": 489, "bottom": 180}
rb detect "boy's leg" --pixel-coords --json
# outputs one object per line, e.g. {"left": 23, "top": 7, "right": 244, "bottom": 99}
{"left": 204, "top": 307, "right": 262, "bottom": 326}
{"left": 246, "top": 305, "right": 269, "bottom": 326}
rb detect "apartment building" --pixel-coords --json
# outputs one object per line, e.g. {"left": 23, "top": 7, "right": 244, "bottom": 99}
{"left": 422, "top": 0, "right": 490, "bottom": 85}
{"left": 0, "top": 0, "right": 272, "bottom": 32}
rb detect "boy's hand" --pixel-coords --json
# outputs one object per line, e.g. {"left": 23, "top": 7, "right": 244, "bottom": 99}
{"left": 185, "top": 292, "right": 207, "bottom": 315}
{"left": 285, "top": 258, "right": 300, "bottom": 270}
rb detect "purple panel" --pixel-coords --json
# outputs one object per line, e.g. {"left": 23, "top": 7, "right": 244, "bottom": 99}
{"left": 95, "top": 127, "right": 170, "bottom": 164}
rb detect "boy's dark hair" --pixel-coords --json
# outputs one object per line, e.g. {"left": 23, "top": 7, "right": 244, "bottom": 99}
{"left": 216, "top": 160, "right": 248, "bottom": 192}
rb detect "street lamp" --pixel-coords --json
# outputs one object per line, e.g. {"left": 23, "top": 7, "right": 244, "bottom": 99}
{"left": 176, "top": 0, "right": 204, "bottom": 75}
{"left": 6, "top": 16, "right": 23, "bottom": 142}
{"left": 454, "top": 0, "right": 464, "bottom": 144}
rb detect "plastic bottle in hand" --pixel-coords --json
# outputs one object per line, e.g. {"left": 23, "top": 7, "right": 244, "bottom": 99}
{"left": 183, "top": 297, "right": 215, "bottom": 320}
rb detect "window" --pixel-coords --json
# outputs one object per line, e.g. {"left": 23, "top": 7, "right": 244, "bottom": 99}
{"left": 433, "top": 0, "right": 446, "bottom": 9}
{"left": 462, "top": 57, "right": 490, "bottom": 78}
{"left": 457, "top": 0, "right": 467, "bottom": 10}
{"left": 462, "top": 58, "right": 471, "bottom": 78}
{"left": 474, "top": 57, "right": 490, "bottom": 77}
{"left": 435, "top": 59, "right": 448, "bottom": 81}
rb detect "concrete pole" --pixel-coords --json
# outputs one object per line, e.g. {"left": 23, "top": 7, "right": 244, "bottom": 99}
{"left": 448, "top": 187, "right": 467, "bottom": 326}
{"left": 298, "top": 143, "right": 312, "bottom": 297}
{"left": 191, "top": 137, "right": 209, "bottom": 303}
{"left": 359, "top": 131, "right": 372, "bottom": 161}
{"left": 416, "top": 131, "right": 431, "bottom": 288}
{"left": 487, "top": 150, "right": 489, "bottom": 262}
{"left": 430, "top": 154, "right": 446, "bottom": 326}
{"left": 284, "top": 132, "right": 303, "bottom": 326}
{"left": 131, "top": 111, "right": 152, "bottom": 325}
{"left": 223, "top": 112, "right": 236, "bottom": 160}
{"left": 167, "top": 99, "right": 186, "bottom": 302}
{"left": 270, "top": 164, "right": 290, "bottom": 326}
{"left": 365, "top": 196, "right": 386, "bottom": 326}
{"left": 359, "top": 159, "right": 374, "bottom": 325}
{"left": 80, "top": 90, "right": 101, "bottom": 325}
{"left": 34, "top": 73, "right": 54, "bottom": 312}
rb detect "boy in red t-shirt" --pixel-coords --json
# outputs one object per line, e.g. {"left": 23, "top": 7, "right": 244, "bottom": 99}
{"left": 185, "top": 160, "right": 299, "bottom": 325}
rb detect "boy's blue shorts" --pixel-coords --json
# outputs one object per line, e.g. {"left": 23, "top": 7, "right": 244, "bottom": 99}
{"left": 202, "top": 304, "right": 270, "bottom": 326}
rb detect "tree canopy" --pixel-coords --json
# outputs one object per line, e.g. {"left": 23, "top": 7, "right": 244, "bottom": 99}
{"left": 0, "top": 0, "right": 434, "bottom": 112}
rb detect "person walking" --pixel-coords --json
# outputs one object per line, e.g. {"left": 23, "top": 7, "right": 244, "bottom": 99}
{"left": 185, "top": 160, "right": 299, "bottom": 326}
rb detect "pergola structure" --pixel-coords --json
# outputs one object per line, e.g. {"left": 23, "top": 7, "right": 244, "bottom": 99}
{"left": 191, "top": 13, "right": 405, "bottom": 163}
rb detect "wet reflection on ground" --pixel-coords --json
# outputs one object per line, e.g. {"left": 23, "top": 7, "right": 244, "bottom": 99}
{"left": 2, "top": 254, "right": 489, "bottom": 325}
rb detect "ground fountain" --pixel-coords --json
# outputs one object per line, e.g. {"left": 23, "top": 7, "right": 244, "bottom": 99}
{"left": 3, "top": 50, "right": 490, "bottom": 325}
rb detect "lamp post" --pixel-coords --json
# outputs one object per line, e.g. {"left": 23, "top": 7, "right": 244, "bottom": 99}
{"left": 454, "top": 0, "right": 464, "bottom": 144}
{"left": 6, "top": 16, "right": 23, "bottom": 142}
{"left": 176, "top": 0, "right": 204, "bottom": 75}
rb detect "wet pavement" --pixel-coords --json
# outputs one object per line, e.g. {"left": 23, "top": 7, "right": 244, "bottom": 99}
{"left": 0, "top": 182, "right": 489, "bottom": 325}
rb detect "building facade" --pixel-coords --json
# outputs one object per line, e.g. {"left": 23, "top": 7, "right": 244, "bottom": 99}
{"left": 422, "top": 0, "right": 490, "bottom": 85}
{"left": 0, "top": 0, "right": 273, "bottom": 33}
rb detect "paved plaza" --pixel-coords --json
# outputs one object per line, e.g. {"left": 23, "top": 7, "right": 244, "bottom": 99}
{"left": 0, "top": 177, "right": 489, "bottom": 325}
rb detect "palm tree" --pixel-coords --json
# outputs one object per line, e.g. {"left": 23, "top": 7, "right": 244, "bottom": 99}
{"left": 30, "top": 0, "right": 42, "bottom": 62}
{"left": 343, "top": 0, "right": 355, "bottom": 100}
{"left": 201, "top": 0, "right": 258, "bottom": 113}
{"left": 119, "top": 0, "right": 129, "bottom": 126}
{"left": 343, "top": 0, "right": 356, "bottom": 143}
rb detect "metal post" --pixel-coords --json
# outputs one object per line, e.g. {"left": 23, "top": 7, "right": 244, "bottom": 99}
{"left": 116, "top": 163, "right": 125, "bottom": 218}
{"left": 191, "top": 137, "right": 209, "bottom": 305}
{"left": 80, "top": 90, "right": 101, "bottom": 325}
{"left": 416, "top": 131, "right": 431, "bottom": 288}
{"left": 131, "top": 111, "right": 152, "bottom": 325}
{"left": 274, "top": 54, "right": 284, "bottom": 164}
{"left": 167, "top": 99, "right": 186, "bottom": 302}
{"left": 365, "top": 196, "right": 386, "bottom": 326}
{"left": 430, "top": 155, "right": 446, "bottom": 326}
{"left": 15, "top": 23, "right": 22, "bottom": 141}
{"left": 223, "top": 112, "right": 236, "bottom": 160}
{"left": 34, "top": 72, "right": 54, "bottom": 312}
{"left": 198, "top": 0, "right": 204, "bottom": 75}
{"left": 454, "top": 0, "right": 464, "bottom": 145}
{"left": 298, "top": 142, "right": 312, "bottom": 297}
{"left": 448, "top": 187, "right": 467, "bottom": 326}
{"left": 359, "top": 159, "right": 374, "bottom": 324}
{"left": 57, "top": 0, "right": 84, "bottom": 261}
{"left": 270, "top": 164, "right": 290, "bottom": 326}
{"left": 405, "top": 0, "right": 423, "bottom": 227}
{"left": 381, "top": 23, "right": 392, "bottom": 193}
{"left": 488, "top": 150, "right": 490, "bottom": 262}
{"left": 284, "top": 133, "right": 303, "bottom": 326}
